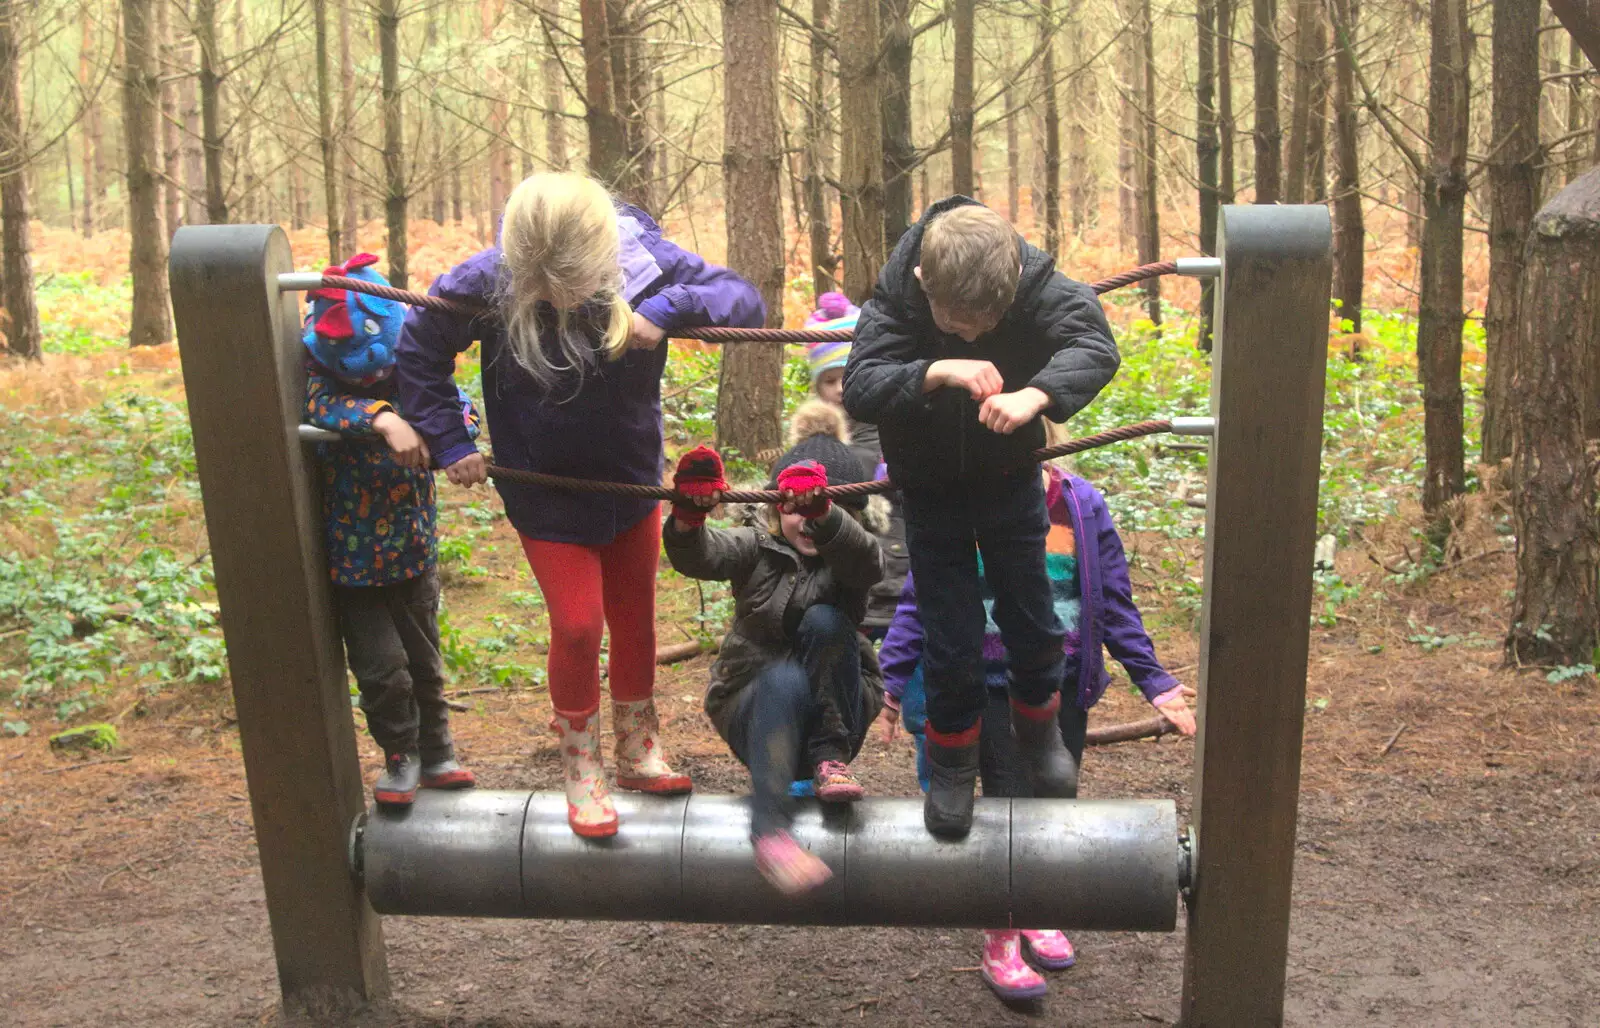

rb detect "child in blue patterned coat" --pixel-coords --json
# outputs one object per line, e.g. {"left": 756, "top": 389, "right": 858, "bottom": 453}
{"left": 303, "top": 253, "right": 480, "bottom": 806}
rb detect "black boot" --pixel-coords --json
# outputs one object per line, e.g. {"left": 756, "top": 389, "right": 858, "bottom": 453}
{"left": 374, "top": 750, "right": 421, "bottom": 806}
{"left": 1009, "top": 696, "right": 1077, "bottom": 799}
{"left": 923, "top": 726, "right": 981, "bottom": 837}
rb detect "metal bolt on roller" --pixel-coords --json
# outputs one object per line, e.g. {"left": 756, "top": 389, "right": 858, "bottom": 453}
{"left": 353, "top": 792, "right": 1182, "bottom": 931}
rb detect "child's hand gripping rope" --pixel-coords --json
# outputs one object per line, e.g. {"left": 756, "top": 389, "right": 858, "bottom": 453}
{"left": 776, "top": 460, "right": 830, "bottom": 519}
{"left": 671, "top": 446, "right": 727, "bottom": 527}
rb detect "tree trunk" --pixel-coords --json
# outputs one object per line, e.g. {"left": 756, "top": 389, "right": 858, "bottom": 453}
{"left": 483, "top": 0, "right": 510, "bottom": 226}
{"left": 1038, "top": 0, "right": 1060, "bottom": 259}
{"left": 838, "top": 0, "right": 883, "bottom": 303}
{"left": 178, "top": 29, "right": 203, "bottom": 226}
{"left": 310, "top": 0, "right": 338, "bottom": 259}
{"left": 1305, "top": 11, "right": 1327, "bottom": 202}
{"left": 1218, "top": 0, "right": 1235, "bottom": 201}
{"left": 1197, "top": 0, "right": 1220, "bottom": 350}
{"left": 1137, "top": 0, "right": 1159, "bottom": 322}
{"left": 1063, "top": 6, "right": 1093, "bottom": 231}
{"left": 1482, "top": 0, "right": 1541, "bottom": 466}
{"left": 339, "top": 0, "right": 358, "bottom": 251}
{"left": 157, "top": 0, "right": 180, "bottom": 235}
{"left": 1252, "top": 0, "right": 1281, "bottom": 203}
{"left": 1117, "top": 0, "right": 1138, "bottom": 249}
{"left": 1417, "top": 0, "right": 1468, "bottom": 514}
{"left": 541, "top": 0, "right": 568, "bottom": 171}
{"left": 79, "top": 9, "right": 99, "bottom": 237}
{"left": 950, "top": 0, "right": 974, "bottom": 196}
{"left": 1506, "top": 167, "right": 1600, "bottom": 668}
{"left": 1284, "top": 0, "right": 1315, "bottom": 203}
{"left": 122, "top": 0, "right": 172, "bottom": 347}
{"left": 1003, "top": 83, "right": 1018, "bottom": 223}
{"left": 716, "top": 0, "right": 785, "bottom": 462}
{"left": 232, "top": 0, "right": 254, "bottom": 223}
{"left": 881, "top": 0, "right": 913, "bottom": 247}
{"left": 197, "top": 0, "right": 227, "bottom": 225}
{"left": 806, "top": 0, "right": 836, "bottom": 296}
{"left": 0, "top": 0, "right": 41, "bottom": 360}
{"left": 1329, "top": 0, "right": 1364, "bottom": 335}
{"left": 580, "top": 0, "right": 628, "bottom": 189}
{"left": 378, "top": 0, "right": 407, "bottom": 289}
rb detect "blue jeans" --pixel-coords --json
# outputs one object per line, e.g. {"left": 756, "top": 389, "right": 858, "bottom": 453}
{"left": 725, "top": 605, "right": 869, "bottom": 838}
{"left": 901, "top": 473, "right": 1066, "bottom": 734}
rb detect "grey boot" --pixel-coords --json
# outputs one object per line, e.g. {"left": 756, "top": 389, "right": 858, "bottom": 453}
{"left": 374, "top": 750, "right": 421, "bottom": 806}
{"left": 1009, "top": 696, "right": 1077, "bottom": 798}
{"left": 924, "top": 729, "right": 981, "bottom": 837}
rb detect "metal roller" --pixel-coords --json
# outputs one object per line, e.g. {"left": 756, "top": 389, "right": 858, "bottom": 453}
{"left": 356, "top": 792, "right": 1183, "bottom": 931}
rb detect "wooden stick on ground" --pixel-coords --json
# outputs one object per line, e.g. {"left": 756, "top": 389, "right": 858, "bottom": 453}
{"left": 1086, "top": 715, "right": 1178, "bottom": 747}
{"left": 41, "top": 755, "right": 134, "bottom": 775}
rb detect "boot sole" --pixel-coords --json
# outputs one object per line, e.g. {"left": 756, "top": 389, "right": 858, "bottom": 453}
{"left": 420, "top": 771, "right": 476, "bottom": 790}
{"left": 980, "top": 968, "right": 1048, "bottom": 1002}
{"left": 569, "top": 817, "right": 620, "bottom": 838}
{"left": 373, "top": 787, "right": 417, "bottom": 806}
{"left": 615, "top": 774, "right": 693, "bottom": 794}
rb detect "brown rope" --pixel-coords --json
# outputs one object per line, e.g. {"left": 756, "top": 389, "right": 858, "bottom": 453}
{"left": 483, "top": 419, "right": 1174, "bottom": 503}
{"left": 313, "top": 259, "right": 1176, "bottom": 344}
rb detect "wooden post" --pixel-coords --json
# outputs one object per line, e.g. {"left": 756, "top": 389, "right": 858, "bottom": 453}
{"left": 1181, "top": 205, "right": 1331, "bottom": 1027}
{"left": 169, "top": 225, "right": 389, "bottom": 1009}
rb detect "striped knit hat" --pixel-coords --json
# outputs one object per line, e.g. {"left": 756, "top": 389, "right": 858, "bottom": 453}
{"left": 807, "top": 338, "right": 852, "bottom": 382}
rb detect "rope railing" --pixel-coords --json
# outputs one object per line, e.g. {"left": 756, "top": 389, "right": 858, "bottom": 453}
{"left": 298, "top": 258, "right": 1195, "bottom": 345}
{"left": 476, "top": 419, "right": 1185, "bottom": 503}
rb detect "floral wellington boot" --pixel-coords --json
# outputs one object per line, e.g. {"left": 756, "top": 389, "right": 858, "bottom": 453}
{"left": 553, "top": 707, "right": 618, "bottom": 837}
{"left": 612, "top": 698, "right": 692, "bottom": 794}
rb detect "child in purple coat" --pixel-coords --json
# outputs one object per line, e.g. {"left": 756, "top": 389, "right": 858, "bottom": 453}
{"left": 877, "top": 464, "right": 1194, "bottom": 1002}
{"left": 395, "top": 173, "right": 765, "bottom": 838}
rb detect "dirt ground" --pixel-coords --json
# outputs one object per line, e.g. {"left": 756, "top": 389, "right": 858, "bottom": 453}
{"left": 2, "top": 540, "right": 1598, "bottom": 1028}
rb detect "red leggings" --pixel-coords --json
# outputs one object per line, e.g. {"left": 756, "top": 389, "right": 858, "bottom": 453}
{"left": 520, "top": 512, "right": 661, "bottom": 715}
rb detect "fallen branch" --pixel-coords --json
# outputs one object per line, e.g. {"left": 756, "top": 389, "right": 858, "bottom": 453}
{"left": 1086, "top": 715, "right": 1178, "bottom": 747}
{"left": 41, "top": 755, "right": 133, "bottom": 775}
{"left": 656, "top": 639, "right": 718, "bottom": 665}
{"left": 446, "top": 700, "right": 471, "bottom": 712}
{"left": 1378, "top": 722, "right": 1407, "bottom": 758}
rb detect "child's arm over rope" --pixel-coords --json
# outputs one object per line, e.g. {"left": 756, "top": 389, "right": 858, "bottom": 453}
{"left": 394, "top": 260, "right": 493, "bottom": 476}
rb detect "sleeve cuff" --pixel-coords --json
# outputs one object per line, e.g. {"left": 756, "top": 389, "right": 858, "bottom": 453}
{"left": 805, "top": 506, "right": 846, "bottom": 545}
{"left": 434, "top": 440, "right": 480, "bottom": 469}
{"left": 635, "top": 290, "right": 679, "bottom": 330}
{"left": 1144, "top": 679, "right": 1184, "bottom": 707}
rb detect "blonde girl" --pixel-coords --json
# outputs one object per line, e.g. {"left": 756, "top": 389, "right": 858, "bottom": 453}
{"left": 396, "top": 173, "right": 765, "bottom": 837}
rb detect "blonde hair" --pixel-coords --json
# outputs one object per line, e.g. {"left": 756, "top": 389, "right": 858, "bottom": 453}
{"left": 919, "top": 205, "right": 1020, "bottom": 321}
{"left": 497, "top": 172, "right": 633, "bottom": 392}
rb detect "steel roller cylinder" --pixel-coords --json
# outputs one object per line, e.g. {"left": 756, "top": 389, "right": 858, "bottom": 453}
{"left": 356, "top": 792, "right": 1181, "bottom": 931}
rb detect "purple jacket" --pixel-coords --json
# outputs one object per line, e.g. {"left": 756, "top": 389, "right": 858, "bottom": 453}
{"left": 879, "top": 471, "right": 1180, "bottom": 710}
{"left": 395, "top": 205, "right": 765, "bottom": 546}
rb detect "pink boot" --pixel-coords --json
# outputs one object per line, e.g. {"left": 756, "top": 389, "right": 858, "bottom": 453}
{"left": 753, "top": 831, "right": 833, "bottom": 896}
{"left": 980, "top": 930, "right": 1048, "bottom": 1001}
{"left": 1021, "top": 929, "right": 1077, "bottom": 970}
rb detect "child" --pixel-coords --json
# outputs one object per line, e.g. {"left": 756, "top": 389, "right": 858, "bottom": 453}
{"left": 395, "top": 172, "right": 765, "bottom": 837}
{"left": 843, "top": 197, "right": 1121, "bottom": 836}
{"left": 303, "top": 253, "right": 480, "bottom": 806}
{"left": 877, "top": 463, "right": 1196, "bottom": 1001}
{"left": 662, "top": 438, "right": 885, "bottom": 896}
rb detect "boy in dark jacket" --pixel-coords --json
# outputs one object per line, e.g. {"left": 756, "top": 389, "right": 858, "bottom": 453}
{"left": 842, "top": 197, "right": 1120, "bottom": 836}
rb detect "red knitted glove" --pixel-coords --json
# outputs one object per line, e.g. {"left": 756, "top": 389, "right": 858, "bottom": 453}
{"left": 777, "top": 460, "right": 831, "bottom": 519}
{"left": 672, "top": 445, "right": 726, "bottom": 527}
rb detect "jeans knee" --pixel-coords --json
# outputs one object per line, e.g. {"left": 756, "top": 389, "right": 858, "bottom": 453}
{"left": 765, "top": 662, "right": 811, "bottom": 708}
{"left": 797, "top": 603, "right": 854, "bottom": 644}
